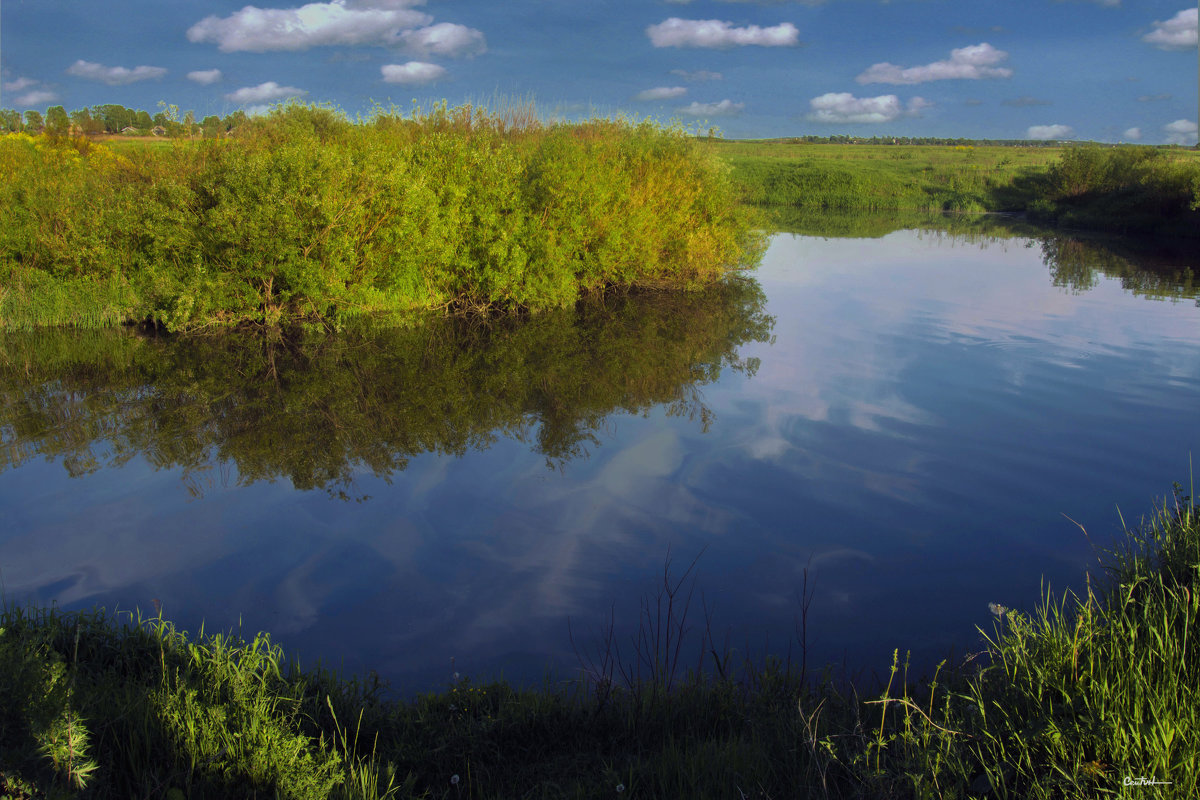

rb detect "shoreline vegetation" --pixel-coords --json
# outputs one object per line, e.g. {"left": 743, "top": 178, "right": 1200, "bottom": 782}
{"left": 1, "top": 486, "right": 1196, "bottom": 798}
{"left": 0, "top": 102, "right": 764, "bottom": 331}
{"left": 4, "top": 101, "right": 1200, "bottom": 331}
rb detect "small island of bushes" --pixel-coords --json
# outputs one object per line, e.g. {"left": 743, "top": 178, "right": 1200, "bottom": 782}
{"left": 0, "top": 103, "right": 764, "bottom": 331}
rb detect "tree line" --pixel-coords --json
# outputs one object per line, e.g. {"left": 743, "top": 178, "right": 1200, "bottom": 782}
{"left": 0, "top": 103, "right": 248, "bottom": 138}
{"left": 731, "top": 134, "right": 1124, "bottom": 148}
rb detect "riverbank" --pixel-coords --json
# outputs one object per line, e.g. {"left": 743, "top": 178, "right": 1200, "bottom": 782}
{"left": 2, "top": 485, "right": 1195, "bottom": 798}
{"left": 0, "top": 104, "right": 763, "bottom": 332}
{"left": 712, "top": 138, "right": 1200, "bottom": 238}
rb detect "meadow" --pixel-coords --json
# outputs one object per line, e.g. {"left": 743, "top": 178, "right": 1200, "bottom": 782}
{"left": 1, "top": 485, "right": 1195, "bottom": 798}
{"left": 710, "top": 138, "right": 1200, "bottom": 236}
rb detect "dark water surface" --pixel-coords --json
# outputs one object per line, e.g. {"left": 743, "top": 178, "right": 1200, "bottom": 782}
{"left": 2, "top": 226, "right": 1198, "bottom": 692}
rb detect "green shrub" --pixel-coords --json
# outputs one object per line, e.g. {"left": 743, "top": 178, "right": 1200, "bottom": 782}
{"left": 0, "top": 104, "right": 762, "bottom": 331}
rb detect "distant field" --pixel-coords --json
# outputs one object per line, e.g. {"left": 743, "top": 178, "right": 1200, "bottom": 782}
{"left": 708, "top": 138, "right": 1066, "bottom": 167}
{"left": 91, "top": 134, "right": 188, "bottom": 153}
{"left": 705, "top": 139, "right": 1062, "bottom": 212}
{"left": 705, "top": 139, "right": 1200, "bottom": 218}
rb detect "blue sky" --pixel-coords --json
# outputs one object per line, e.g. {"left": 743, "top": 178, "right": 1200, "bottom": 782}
{"left": 2, "top": 0, "right": 1196, "bottom": 143}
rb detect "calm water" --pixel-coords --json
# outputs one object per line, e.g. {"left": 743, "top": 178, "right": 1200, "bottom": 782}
{"left": 2, "top": 225, "right": 1198, "bottom": 691}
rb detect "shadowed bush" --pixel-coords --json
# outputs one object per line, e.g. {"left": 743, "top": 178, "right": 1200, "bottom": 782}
{"left": 1027, "top": 145, "right": 1200, "bottom": 235}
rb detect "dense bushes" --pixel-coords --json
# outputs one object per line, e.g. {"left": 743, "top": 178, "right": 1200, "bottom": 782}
{"left": 1027, "top": 144, "right": 1200, "bottom": 234}
{"left": 0, "top": 104, "right": 763, "bottom": 331}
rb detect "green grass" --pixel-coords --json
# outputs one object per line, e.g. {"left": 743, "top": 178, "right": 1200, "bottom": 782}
{"left": 2, "top": 484, "right": 1196, "bottom": 798}
{"left": 707, "top": 140, "right": 1063, "bottom": 212}
{"left": 708, "top": 139, "right": 1200, "bottom": 237}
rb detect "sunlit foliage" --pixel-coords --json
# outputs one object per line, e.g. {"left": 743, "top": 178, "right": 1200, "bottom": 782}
{"left": 0, "top": 104, "right": 764, "bottom": 331}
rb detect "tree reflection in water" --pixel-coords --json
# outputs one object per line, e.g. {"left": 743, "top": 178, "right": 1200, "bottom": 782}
{"left": 0, "top": 277, "right": 775, "bottom": 498}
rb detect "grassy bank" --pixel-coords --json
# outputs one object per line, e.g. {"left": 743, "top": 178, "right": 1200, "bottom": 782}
{"left": 0, "top": 104, "right": 763, "bottom": 331}
{"left": 712, "top": 139, "right": 1200, "bottom": 237}
{"left": 2, "top": 485, "right": 1196, "bottom": 798}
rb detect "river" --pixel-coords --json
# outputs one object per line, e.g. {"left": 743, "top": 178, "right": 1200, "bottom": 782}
{"left": 2, "top": 219, "right": 1197, "bottom": 692}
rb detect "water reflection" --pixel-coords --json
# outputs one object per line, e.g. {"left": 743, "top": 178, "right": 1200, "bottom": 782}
{"left": 1, "top": 223, "right": 1197, "bottom": 693}
{"left": 765, "top": 207, "right": 1199, "bottom": 306}
{"left": 0, "top": 278, "right": 774, "bottom": 496}
{"left": 1041, "top": 236, "right": 1198, "bottom": 302}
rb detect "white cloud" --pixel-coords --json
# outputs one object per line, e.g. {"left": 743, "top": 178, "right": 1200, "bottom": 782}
{"left": 1026, "top": 124, "right": 1074, "bottom": 140}
{"left": 396, "top": 23, "right": 486, "bottom": 57}
{"left": 187, "top": 2, "right": 433, "bottom": 52}
{"left": 679, "top": 99, "right": 745, "bottom": 116}
{"left": 187, "top": 69, "right": 224, "bottom": 85}
{"left": 1142, "top": 8, "right": 1198, "bottom": 50}
{"left": 857, "top": 43, "right": 1012, "bottom": 84}
{"left": 1164, "top": 119, "right": 1198, "bottom": 146}
{"left": 635, "top": 86, "right": 688, "bottom": 101}
{"left": 807, "top": 93, "right": 930, "bottom": 124}
{"left": 66, "top": 60, "right": 167, "bottom": 85}
{"left": 14, "top": 90, "right": 59, "bottom": 107}
{"left": 225, "top": 81, "right": 308, "bottom": 104}
{"left": 647, "top": 18, "right": 800, "bottom": 48}
{"left": 670, "top": 69, "right": 722, "bottom": 82}
{"left": 3, "top": 77, "right": 38, "bottom": 92}
{"left": 381, "top": 61, "right": 445, "bottom": 84}
{"left": 3, "top": 75, "right": 59, "bottom": 107}
{"left": 1123, "top": 127, "right": 1141, "bottom": 140}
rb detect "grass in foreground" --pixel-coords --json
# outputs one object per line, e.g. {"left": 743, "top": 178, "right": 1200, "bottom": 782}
{"left": 1, "top": 485, "right": 1196, "bottom": 798}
